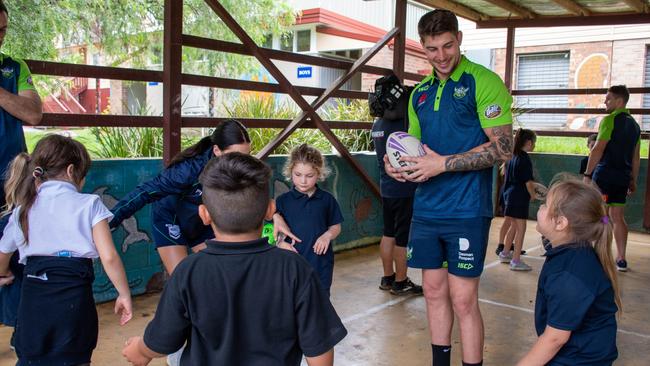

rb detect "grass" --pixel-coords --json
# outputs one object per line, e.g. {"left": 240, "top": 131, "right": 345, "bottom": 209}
{"left": 535, "top": 136, "right": 649, "bottom": 157}
{"left": 24, "top": 128, "right": 101, "bottom": 154}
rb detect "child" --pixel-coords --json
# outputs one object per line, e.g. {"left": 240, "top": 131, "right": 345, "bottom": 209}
{"left": 500, "top": 129, "right": 537, "bottom": 271}
{"left": 275, "top": 144, "right": 343, "bottom": 296}
{"left": 518, "top": 179, "right": 620, "bottom": 365}
{"left": 0, "top": 135, "right": 132, "bottom": 364}
{"left": 579, "top": 134, "right": 597, "bottom": 174}
{"left": 122, "top": 153, "right": 347, "bottom": 365}
{"left": 369, "top": 73, "right": 422, "bottom": 295}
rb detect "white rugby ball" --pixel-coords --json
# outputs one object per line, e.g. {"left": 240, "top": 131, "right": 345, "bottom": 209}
{"left": 532, "top": 182, "right": 548, "bottom": 201}
{"left": 386, "top": 132, "right": 425, "bottom": 169}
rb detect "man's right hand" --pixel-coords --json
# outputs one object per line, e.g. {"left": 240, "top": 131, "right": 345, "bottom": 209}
{"left": 383, "top": 154, "right": 407, "bottom": 182}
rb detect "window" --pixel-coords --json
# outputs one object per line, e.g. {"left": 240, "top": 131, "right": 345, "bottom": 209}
{"left": 280, "top": 33, "right": 293, "bottom": 52}
{"left": 643, "top": 46, "right": 650, "bottom": 130}
{"left": 515, "top": 52, "right": 570, "bottom": 129}
{"left": 296, "top": 30, "right": 311, "bottom": 52}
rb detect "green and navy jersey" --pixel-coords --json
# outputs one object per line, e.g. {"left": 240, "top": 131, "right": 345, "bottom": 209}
{"left": 593, "top": 108, "right": 640, "bottom": 185}
{"left": 408, "top": 56, "right": 512, "bottom": 219}
{"left": 0, "top": 53, "right": 36, "bottom": 181}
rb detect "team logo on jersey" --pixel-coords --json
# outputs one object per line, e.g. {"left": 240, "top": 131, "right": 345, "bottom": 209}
{"left": 1, "top": 67, "right": 14, "bottom": 79}
{"left": 484, "top": 104, "right": 502, "bottom": 119}
{"left": 406, "top": 246, "right": 413, "bottom": 260}
{"left": 453, "top": 86, "right": 469, "bottom": 99}
{"left": 371, "top": 131, "right": 384, "bottom": 138}
{"left": 417, "top": 93, "right": 427, "bottom": 107}
{"left": 166, "top": 224, "right": 181, "bottom": 240}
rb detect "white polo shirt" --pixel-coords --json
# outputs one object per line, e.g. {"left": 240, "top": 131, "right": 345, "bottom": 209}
{"left": 0, "top": 180, "right": 113, "bottom": 264}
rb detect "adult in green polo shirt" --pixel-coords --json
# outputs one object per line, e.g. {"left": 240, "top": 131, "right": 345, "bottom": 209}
{"left": 384, "top": 9, "right": 513, "bottom": 366}
{"left": 583, "top": 85, "right": 640, "bottom": 272}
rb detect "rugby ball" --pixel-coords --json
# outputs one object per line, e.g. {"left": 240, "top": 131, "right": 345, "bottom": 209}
{"left": 532, "top": 182, "right": 548, "bottom": 201}
{"left": 386, "top": 132, "right": 425, "bottom": 169}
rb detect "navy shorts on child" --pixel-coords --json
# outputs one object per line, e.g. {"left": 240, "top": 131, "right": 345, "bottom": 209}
{"left": 503, "top": 151, "right": 533, "bottom": 219}
{"left": 536, "top": 243, "right": 618, "bottom": 365}
{"left": 276, "top": 186, "right": 343, "bottom": 295}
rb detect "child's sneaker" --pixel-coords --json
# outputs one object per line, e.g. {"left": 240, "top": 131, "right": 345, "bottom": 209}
{"left": 379, "top": 273, "right": 396, "bottom": 290}
{"left": 499, "top": 251, "right": 512, "bottom": 263}
{"left": 510, "top": 259, "right": 532, "bottom": 271}
{"left": 495, "top": 243, "right": 505, "bottom": 256}
{"left": 616, "top": 259, "right": 628, "bottom": 272}
{"left": 390, "top": 278, "right": 423, "bottom": 296}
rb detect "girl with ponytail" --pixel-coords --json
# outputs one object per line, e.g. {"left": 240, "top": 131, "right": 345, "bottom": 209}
{"left": 0, "top": 134, "right": 132, "bottom": 364}
{"left": 518, "top": 179, "right": 620, "bottom": 365}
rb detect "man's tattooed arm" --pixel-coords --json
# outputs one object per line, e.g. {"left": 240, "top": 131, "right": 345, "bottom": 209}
{"left": 444, "top": 124, "right": 513, "bottom": 172}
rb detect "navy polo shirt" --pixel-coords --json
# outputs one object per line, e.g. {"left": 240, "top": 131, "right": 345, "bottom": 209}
{"left": 593, "top": 108, "right": 641, "bottom": 185}
{"left": 275, "top": 187, "right": 344, "bottom": 291}
{"left": 503, "top": 151, "right": 533, "bottom": 206}
{"left": 371, "top": 117, "right": 417, "bottom": 198}
{"left": 0, "top": 53, "right": 36, "bottom": 190}
{"left": 535, "top": 243, "right": 618, "bottom": 365}
{"left": 143, "top": 238, "right": 347, "bottom": 365}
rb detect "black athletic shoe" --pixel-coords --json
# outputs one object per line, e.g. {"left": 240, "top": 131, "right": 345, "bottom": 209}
{"left": 495, "top": 243, "right": 505, "bottom": 256}
{"left": 380, "top": 273, "right": 395, "bottom": 290}
{"left": 390, "top": 278, "right": 423, "bottom": 296}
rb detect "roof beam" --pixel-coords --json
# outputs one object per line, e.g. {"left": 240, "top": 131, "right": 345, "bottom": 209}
{"left": 415, "top": 0, "right": 487, "bottom": 22}
{"left": 482, "top": 0, "right": 537, "bottom": 18}
{"left": 622, "top": 0, "right": 647, "bottom": 13}
{"left": 549, "top": 0, "right": 592, "bottom": 16}
{"left": 476, "top": 13, "right": 650, "bottom": 28}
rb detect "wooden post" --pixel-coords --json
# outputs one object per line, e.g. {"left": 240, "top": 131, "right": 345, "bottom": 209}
{"left": 162, "top": 0, "right": 183, "bottom": 165}
{"left": 393, "top": 0, "right": 407, "bottom": 82}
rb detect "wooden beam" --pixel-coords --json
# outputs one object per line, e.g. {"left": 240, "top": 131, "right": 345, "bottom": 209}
{"left": 162, "top": 0, "right": 182, "bottom": 165}
{"left": 415, "top": 0, "right": 487, "bottom": 22}
{"left": 549, "top": 0, "right": 591, "bottom": 16}
{"left": 511, "top": 87, "right": 650, "bottom": 95}
{"left": 482, "top": 0, "right": 536, "bottom": 18}
{"left": 504, "top": 27, "right": 515, "bottom": 91}
{"left": 622, "top": 0, "right": 647, "bottom": 13}
{"left": 26, "top": 60, "right": 162, "bottom": 82}
{"left": 476, "top": 13, "right": 650, "bottom": 28}
{"left": 393, "top": 0, "right": 407, "bottom": 82}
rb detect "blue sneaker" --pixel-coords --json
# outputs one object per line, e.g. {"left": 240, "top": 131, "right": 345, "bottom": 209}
{"left": 616, "top": 259, "right": 628, "bottom": 272}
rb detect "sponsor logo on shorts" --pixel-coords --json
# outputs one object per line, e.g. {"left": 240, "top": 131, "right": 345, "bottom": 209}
{"left": 406, "top": 246, "right": 413, "bottom": 260}
{"left": 453, "top": 86, "right": 469, "bottom": 99}
{"left": 457, "top": 263, "right": 474, "bottom": 270}
{"left": 484, "top": 104, "right": 502, "bottom": 119}
{"left": 458, "top": 237, "right": 475, "bottom": 263}
{"left": 166, "top": 224, "right": 181, "bottom": 240}
{"left": 1, "top": 67, "right": 14, "bottom": 79}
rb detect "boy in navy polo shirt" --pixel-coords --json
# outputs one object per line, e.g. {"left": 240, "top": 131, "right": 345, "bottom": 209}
{"left": 122, "top": 153, "right": 347, "bottom": 366}
{"left": 369, "top": 74, "right": 422, "bottom": 295}
{"left": 519, "top": 180, "right": 620, "bottom": 365}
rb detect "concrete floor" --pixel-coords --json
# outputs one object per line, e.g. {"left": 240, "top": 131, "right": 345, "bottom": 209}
{"left": 0, "top": 218, "right": 648, "bottom": 365}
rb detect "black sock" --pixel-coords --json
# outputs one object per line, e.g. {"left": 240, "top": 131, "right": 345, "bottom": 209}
{"left": 431, "top": 344, "right": 451, "bottom": 366}
{"left": 462, "top": 361, "right": 483, "bottom": 366}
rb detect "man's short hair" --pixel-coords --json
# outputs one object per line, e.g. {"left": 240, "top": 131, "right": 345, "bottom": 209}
{"left": 0, "top": 1, "right": 7, "bottom": 15}
{"left": 608, "top": 85, "right": 629, "bottom": 104}
{"left": 199, "top": 153, "right": 271, "bottom": 234}
{"left": 418, "top": 9, "right": 458, "bottom": 40}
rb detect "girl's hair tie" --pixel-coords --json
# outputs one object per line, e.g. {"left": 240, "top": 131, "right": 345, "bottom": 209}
{"left": 601, "top": 216, "right": 609, "bottom": 224}
{"left": 33, "top": 167, "right": 45, "bottom": 179}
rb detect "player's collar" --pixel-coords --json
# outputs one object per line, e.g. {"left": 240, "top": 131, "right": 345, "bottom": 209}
{"left": 431, "top": 56, "right": 468, "bottom": 83}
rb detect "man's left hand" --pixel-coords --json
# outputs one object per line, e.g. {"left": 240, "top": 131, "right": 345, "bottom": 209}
{"left": 398, "top": 145, "right": 446, "bottom": 182}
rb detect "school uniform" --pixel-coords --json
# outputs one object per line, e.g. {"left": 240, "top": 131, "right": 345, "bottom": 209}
{"left": 0, "top": 180, "right": 113, "bottom": 364}
{"left": 110, "top": 148, "right": 214, "bottom": 248}
{"left": 275, "top": 187, "right": 343, "bottom": 295}
{"left": 536, "top": 242, "right": 618, "bottom": 365}
{"left": 371, "top": 117, "right": 417, "bottom": 247}
{"left": 502, "top": 151, "right": 534, "bottom": 219}
{"left": 142, "top": 238, "right": 347, "bottom": 365}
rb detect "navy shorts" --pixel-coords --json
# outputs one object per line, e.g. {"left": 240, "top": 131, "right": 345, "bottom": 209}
{"left": 504, "top": 203, "right": 529, "bottom": 219}
{"left": 407, "top": 217, "right": 492, "bottom": 278}
{"left": 594, "top": 179, "right": 628, "bottom": 206}
{"left": 151, "top": 195, "right": 214, "bottom": 248}
{"left": 382, "top": 197, "right": 414, "bottom": 247}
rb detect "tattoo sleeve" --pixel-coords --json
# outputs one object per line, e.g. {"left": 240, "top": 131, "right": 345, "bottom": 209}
{"left": 444, "top": 124, "right": 513, "bottom": 172}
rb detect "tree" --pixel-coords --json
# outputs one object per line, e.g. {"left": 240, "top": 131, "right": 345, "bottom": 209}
{"left": 3, "top": 0, "right": 295, "bottom": 77}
